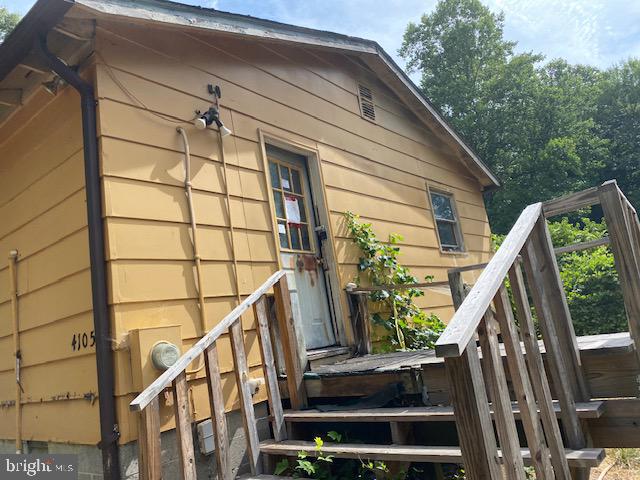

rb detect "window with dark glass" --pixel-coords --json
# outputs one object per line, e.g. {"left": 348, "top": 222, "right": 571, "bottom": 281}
{"left": 268, "top": 159, "right": 313, "bottom": 252}
{"left": 430, "top": 190, "right": 464, "bottom": 252}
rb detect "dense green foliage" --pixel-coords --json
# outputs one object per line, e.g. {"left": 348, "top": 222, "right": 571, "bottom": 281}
{"left": 550, "top": 219, "right": 627, "bottom": 335}
{"left": 344, "top": 212, "right": 445, "bottom": 351}
{"left": 493, "top": 218, "right": 627, "bottom": 336}
{"left": 0, "top": 8, "right": 20, "bottom": 42}
{"left": 401, "top": 0, "right": 639, "bottom": 234}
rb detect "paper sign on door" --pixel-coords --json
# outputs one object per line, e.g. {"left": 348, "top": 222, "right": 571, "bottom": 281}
{"left": 284, "top": 196, "right": 301, "bottom": 224}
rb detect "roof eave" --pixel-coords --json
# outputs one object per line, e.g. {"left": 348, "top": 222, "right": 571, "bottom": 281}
{"left": 372, "top": 45, "right": 500, "bottom": 188}
{"left": 0, "top": 0, "right": 73, "bottom": 81}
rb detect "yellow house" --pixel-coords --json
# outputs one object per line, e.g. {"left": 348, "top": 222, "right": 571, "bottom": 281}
{"left": 0, "top": 0, "right": 500, "bottom": 478}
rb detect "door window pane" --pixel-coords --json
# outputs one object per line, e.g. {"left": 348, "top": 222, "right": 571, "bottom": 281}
{"left": 273, "top": 190, "right": 285, "bottom": 218}
{"left": 291, "top": 169, "right": 303, "bottom": 194}
{"left": 290, "top": 225, "right": 302, "bottom": 250}
{"left": 279, "top": 165, "right": 292, "bottom": 191}
{"left": 277, "top": 220, "right": 289, "bottom": 249}
{"left": 296, "top": 196, "right": 307, "bottom": 222}
{"left": 301, "top": 225, "right": 311, "bottom": 250}
{"left": 269, "top": 161, "right": 280, "bottom": 189}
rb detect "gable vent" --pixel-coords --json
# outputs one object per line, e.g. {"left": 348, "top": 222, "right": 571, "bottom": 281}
{"left": 358, "top": 84, "right": 376, "bottom": 122}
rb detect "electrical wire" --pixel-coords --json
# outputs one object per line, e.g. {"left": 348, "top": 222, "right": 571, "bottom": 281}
{"left": 177, "top": 127, "right": 206, "bottom": 375}
{"left": 96, "top": 52, "right": 189, "bottom": 126}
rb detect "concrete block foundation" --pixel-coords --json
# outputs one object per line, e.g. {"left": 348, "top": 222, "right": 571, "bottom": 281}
{"left": 0, "top": 402, "right": 271, "bottom": 479}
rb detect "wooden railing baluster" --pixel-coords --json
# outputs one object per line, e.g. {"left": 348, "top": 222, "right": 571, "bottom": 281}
{"left": 273, "top": 275, "right": 308, "bottom": 409}
{"left": 536, "top": 216, "right": 590, "bottom": 401}
{"left": 477, "top": 308, "right": 526, "bottom": 480}
{"left": 600, "top": 181, "right": 640, "bottom": 368}
{"left": 172, "top": 371, "right": 197, "bottom": 480}
{"left": 230, "top": 320, "right": 262, "bottom": 475}
{"left": 255, "top": 295, "right": 287, "bottom": 442}
{"left": 204, "top": 343, "right": 231, "bottom": 480}
{"left": 138, "top": 397, "right": 162, "bottom": 480}
{"left": 349, "top": 291, "right": 372, "bottom": 355}
{"left": 445, "top": 272, "right": 501, "bottom": 480}
{"left": 508, "top": 263, "right": 571, "bottom": 480}
{"left": 494, "top": 283, "right": 553, "bottom": 480}
{"left": 523, "top": 236, "right": 586, "bottom": 446}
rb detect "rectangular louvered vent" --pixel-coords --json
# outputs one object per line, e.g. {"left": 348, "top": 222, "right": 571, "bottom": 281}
{"left": 358, "top": 84, "right": 376, "bottom": 122}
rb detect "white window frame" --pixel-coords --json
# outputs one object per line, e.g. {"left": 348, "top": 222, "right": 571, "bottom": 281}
{"left": 428, "top": 186, "right": 466, "bottom": 254}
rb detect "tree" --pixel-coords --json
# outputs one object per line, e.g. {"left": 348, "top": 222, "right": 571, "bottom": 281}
{"left": 399, "top": 0, "right": 615, "bottom": 234}
{"left": 0, "top": 7, "right": 20, "bottom": 42}
{"left": 400, "top": 0, "right": 517, "bottom": 145}
{"left": 596, "top": 60, "right": 640, "bottom": 209}
{"left": 549, "top": 218, "right": 626, "bottom": 336}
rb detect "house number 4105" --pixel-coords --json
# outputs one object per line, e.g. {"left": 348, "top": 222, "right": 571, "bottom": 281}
{"left": 71, "top": 331, "right": 96, "bottom": 351}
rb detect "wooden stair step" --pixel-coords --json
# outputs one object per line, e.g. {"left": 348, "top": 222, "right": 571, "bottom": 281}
{"left": 260, "top": 440, "right": 605, "bottom": 468}
{"left": 284, "top": 400, "right": 604, "bottom": 423}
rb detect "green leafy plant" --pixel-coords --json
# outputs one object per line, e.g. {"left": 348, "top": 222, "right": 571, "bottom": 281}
{"left": 344, "top": 212, "right": 445, "bottom": 351}
{"left": 548, "top": 217, "right": 626, "bottom": 335}
{"left": 273, "top": 432, "right": 411, "bottom": 480}
{"left": 492, "top": 217, "right": 627, "bottom": 336}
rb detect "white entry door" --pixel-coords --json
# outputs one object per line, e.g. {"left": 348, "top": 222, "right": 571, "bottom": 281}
{"left": 267, "top": 145, "right": 337, "bottom": 350}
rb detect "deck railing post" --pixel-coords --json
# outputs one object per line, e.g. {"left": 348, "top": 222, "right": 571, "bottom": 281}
{"left": 138, "top": 397, "right": 162, "bottom": 480}
{"left": 599, "top": 180, "right": 640, "bottom": 368}
{"left": 172, "top": 371, "right": 197, "bottom": 480}
{"left": 273, "top": 275, "right": 308, "bottom": 409}
{"left": 349, "top": 291, "right": 372, "bottom": 356}
{"left": 445, "top": 271, "right": 501, "bottom": 479}
{"left": 255, "top": 295, "right": 287, "bottom": 442}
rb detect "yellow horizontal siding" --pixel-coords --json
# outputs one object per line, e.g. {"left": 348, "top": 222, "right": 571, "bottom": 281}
{"left": 0, "top": 87, "right": 93, "bottom": 444}
{"left": 108, "top": 260, "right": 277, "bottom": 304}
{"left": 0, "top": 400, "right": 99, "bottom": 445}
{"left": 106, "top": 218, "right": 276, "bottom": 262}
{"left": 0, "top": 355, "right": 97, "bottom": 405}
{"left": 93, "top": 18, "right": 494, "bottom": 445}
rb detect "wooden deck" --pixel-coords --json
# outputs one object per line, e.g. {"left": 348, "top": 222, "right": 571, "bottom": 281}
{"left": 310, "top": 332, "right": 634, "bottom": 376}
{"left": 288, "top": 332, "right": 639, "bottom": 450}
{"left": 296, "top": 332, "right": 639, "bottom": 404}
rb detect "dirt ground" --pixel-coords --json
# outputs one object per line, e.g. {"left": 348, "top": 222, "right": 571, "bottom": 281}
{"left": 590, "top": 450, "right": 640, "bottom": 480}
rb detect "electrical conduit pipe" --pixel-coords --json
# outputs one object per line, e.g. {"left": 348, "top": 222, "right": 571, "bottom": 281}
{"left": 9, "top": 250, "right": 21, "bottom": 454}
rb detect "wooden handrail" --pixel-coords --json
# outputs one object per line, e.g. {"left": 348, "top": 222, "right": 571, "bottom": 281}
{"left": 345, "top": 280, "right": 450, "bottom": 293}
{"left": 435, "top": 202, "right": 542, "bottom": 358}
{"left": 130, "top": 270, "right": 286, "bottom": 412}
{"left": 542, "top": 186, "right": 600, "bottom": 218}
{"left": 554, "top": 236, "right": 610, "bottom": 255}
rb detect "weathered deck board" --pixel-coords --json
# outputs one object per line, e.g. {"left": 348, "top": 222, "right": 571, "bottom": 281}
{"left": 312, "top": 332, "right": 634, "bottom": 375}
{"left": 284, "top": 401, "right": 604, "bottom": 422}
{"left": 260, "top": 440, "right": 605, "bottom": 468}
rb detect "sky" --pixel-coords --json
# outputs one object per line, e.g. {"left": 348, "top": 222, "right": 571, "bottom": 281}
{"left": 3, "top": 0, "right": 640, "bottom": 79}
